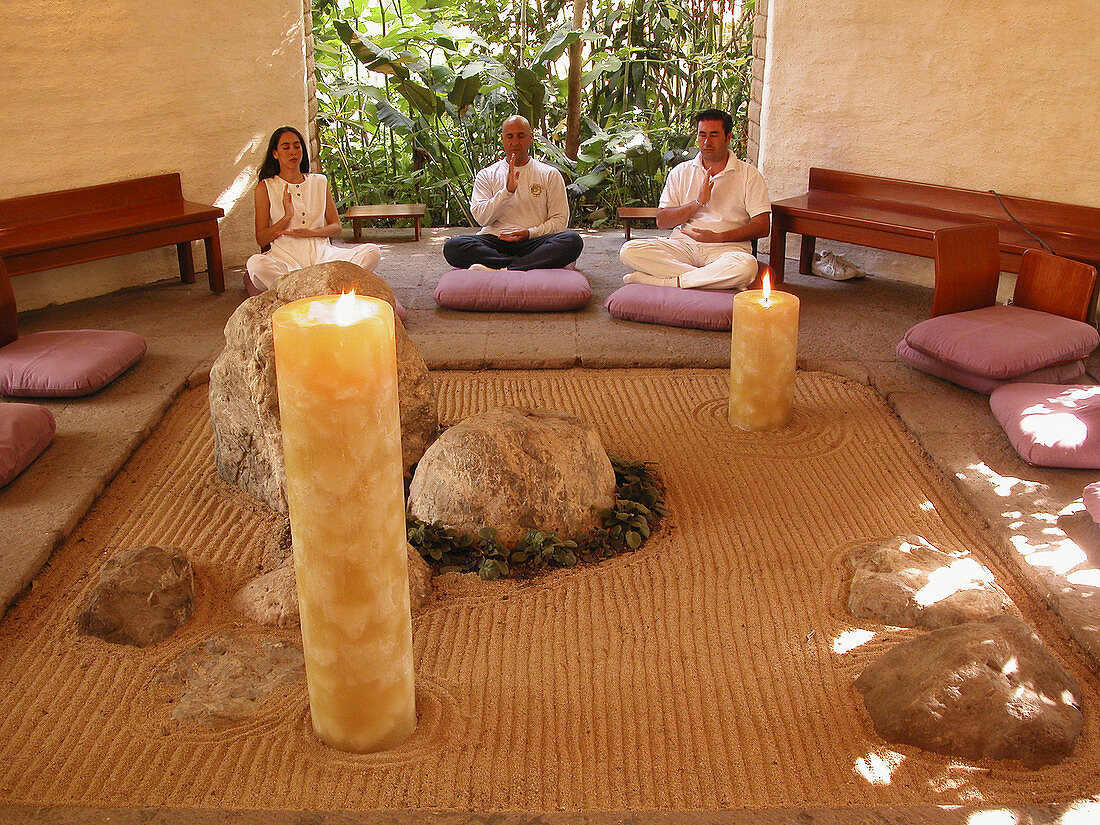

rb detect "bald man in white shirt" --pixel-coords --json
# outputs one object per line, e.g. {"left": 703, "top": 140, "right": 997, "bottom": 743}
{"left": 444, "top": 115, "right": 583, "bottom": 271}
{"left": 620, "top": 109, "right": 770, "bottom": 290}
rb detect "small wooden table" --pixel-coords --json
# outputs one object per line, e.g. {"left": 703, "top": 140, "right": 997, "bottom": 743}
{"left": 618, "top": 207, "right": 659, "bottom": 240}
{"left": 345, "top": 204, "right": 427, "bottom": 242}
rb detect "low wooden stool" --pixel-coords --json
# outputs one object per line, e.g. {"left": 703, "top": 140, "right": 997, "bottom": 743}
{"left": 345, "top": 203, "right": 427, "bottom": 242}
{"left": 618, "top": 207, "right": 658, "bottom": 240}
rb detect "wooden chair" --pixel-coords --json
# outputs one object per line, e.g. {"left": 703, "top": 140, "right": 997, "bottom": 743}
{"left": 931, "top": 223, "right": 1098, "bottom": 320}
{"left": 897, "top": 223, "right": 1100, "bottom": 394}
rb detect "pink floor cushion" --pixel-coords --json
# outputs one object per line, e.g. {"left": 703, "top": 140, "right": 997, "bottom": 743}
{"left": 605, "top": 283, "right": 736, "bottom": 331}
{"left": 0, "top": 330, "right": 147, "bottom": 398}
{"left": 1084, "top": 482, "right": 1100, "bottom": 524}
{"left": 989, "top": 383, "right": 1100, "bottom": 468}
{"left": 243, "top": 269, "right": 265, "bottom": 297}
{"left": 433, "top": 268, "right": 591, "bottom": 312}
{"left": 0, "top": 402, "right": 55, "bottom": 486}
{"left": 903, "top": 305, "right": 1099, "bottom": 381}
{"left": 896, "top": 340, "right": 1086, "bottom": 396}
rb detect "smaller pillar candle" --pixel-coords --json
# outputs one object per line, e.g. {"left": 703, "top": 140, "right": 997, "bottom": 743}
{"left": 729, "top": 276, "right": 800, "bottom": 431}
{"left": 272, "top": 293, "right": 416, "bottom": 754}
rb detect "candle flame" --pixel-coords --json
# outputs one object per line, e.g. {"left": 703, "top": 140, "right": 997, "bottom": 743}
{"left": 334, "top": 291, "right": 359, "bottom": 326}
{"left": 761, "top": 272, "right": 771, "bottom": 302}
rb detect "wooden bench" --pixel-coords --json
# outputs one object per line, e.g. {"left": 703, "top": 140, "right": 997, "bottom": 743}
{"left": 618, "top": 207, "right": 658, "bottom": 240}
{"left": 0, "top": 173, "right": 225, "bottom": 293}
{"left": 769, "top": 168, "right": 1100, "bottom": 287}
{"left": 345, "top": 204, "right": 426, "bottom": 242}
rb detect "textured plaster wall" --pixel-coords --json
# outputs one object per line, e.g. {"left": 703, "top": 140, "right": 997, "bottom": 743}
{"left": 757, "top": 0, "right": 1100, "bottom": 288}
{"left": 0, "top": 0, "right": 312, "bottom": 310}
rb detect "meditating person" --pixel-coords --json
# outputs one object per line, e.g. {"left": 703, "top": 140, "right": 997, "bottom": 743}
{"left": 620, "top": 109, "right": 770, "bottom": 290}
{"left": 443, "top": 115, "right": 583, "bottom": 271}
{"left": 246, "top": 126, "right": 381, "bottom": 290}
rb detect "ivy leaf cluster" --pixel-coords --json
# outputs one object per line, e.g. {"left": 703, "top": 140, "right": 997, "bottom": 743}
{"left": 407, "top": 453, "right": 666, "bottom": 580}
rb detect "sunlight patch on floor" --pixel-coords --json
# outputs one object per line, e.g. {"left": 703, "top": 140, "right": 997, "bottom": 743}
{"left": 854, "top": 749, "right": 904, "bottom": 785}
{"left": 832, "top": 628, "right": 875, "bottom": 654}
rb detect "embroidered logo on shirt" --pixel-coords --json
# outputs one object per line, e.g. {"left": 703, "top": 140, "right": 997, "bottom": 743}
{"left": 530, "top": 184, "right": 543, "bottom": 197}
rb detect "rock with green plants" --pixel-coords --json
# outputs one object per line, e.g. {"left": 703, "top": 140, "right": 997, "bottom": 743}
{"left": 408, "top": 452, "right": 667, "bottom": 581}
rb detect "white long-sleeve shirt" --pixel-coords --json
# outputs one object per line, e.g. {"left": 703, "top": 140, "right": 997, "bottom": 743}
{"left": 470, "top": 157, "right": 570, "bottom": 238}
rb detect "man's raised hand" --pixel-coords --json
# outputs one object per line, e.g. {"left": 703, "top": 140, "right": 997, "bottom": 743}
{"left": 506, "top": 152, "right": 520, "bottom": 193}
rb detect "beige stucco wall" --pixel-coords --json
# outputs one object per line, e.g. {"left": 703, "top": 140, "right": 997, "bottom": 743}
{"left": 757, "top": 0, "right": 1100, "bottom": 288}
{"left": 1, "top": 0, "right": 312, "bottom": 310}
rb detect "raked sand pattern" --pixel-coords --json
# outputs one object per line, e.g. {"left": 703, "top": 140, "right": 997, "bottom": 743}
{"left": 0, "top": 369, "right": 1096, "bottom": 811}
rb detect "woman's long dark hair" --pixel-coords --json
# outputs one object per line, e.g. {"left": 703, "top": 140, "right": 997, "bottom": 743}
{"left": 258, "top": 126, "right": 310, "bottom": 180}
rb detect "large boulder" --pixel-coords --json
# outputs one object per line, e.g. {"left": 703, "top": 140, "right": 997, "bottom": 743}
{"left": 209, "top": 261, "right": 438, "bottom": 514}
{"left": 847, "top": 535, "right": 1011, "bottom": 628}
{"left": 231, "top": 545, "right": 434, "bottom": 627}
{"left": 407, "top": 407, "right": 616, "bottom": 548}
{"left": 856, "top": 614, "right": 1083, "bottom": 768}
{"left": 77, "top": 545, "right": 194, "bottom": 647}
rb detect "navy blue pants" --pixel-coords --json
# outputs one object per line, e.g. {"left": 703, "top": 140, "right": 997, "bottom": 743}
{"left": 443, "top": 231, "right": 583, "bottom": 271}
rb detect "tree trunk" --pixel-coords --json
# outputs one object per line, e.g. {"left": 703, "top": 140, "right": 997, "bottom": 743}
{"left": 564, "top": 0, "right": 586, "bottom": 159}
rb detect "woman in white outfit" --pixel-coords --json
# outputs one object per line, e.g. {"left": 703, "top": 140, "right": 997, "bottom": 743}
{"left": 246, "top": 126, "right": 381, "bottom": 290}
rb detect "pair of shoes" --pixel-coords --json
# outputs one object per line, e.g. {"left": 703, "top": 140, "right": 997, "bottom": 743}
{"left": 624, "top": 271, "right": 680, "bottom": 288}
{"left": 811, "top": 250, "right": 865, "bottom": 281}
{"left": 469, "top": 263, "right": 503, "bottom": 271}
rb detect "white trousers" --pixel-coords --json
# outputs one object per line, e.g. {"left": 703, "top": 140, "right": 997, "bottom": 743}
{"left": 620, "top": 237, "right": 758, "bottom": 289}
{"left": 245, "top": 242, "right": 382, "bottom": 290}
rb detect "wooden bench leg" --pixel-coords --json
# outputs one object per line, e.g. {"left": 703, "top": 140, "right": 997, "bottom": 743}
{"left": 624, "top": 220, "right": 632, "bottom": 241}
{"left": 769, "top": 225, "right": 787, "bottom": 284}
{"left": 204, "top": 229, "right": 225, "bottom": 293}
{"left": 413, "top": 217, "right": 421, "bottom": 242}
{"left": 799, "top": 235, "right": 816, "bottom": 276}
{"left": 177, "top": 242, "right": 196, "bottom": 284}
{"left": 353, "top": 220, "right": 362, "bottom": 243}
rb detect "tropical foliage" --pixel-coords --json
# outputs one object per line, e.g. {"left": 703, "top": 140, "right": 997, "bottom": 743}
{"left": 312, "top": 0, "right": 756, "bottom": 227}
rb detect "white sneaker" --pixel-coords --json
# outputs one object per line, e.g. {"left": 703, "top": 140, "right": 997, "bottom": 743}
{"left": 624, "top": 271, "right": 680, "bottom": 287}
{"left": 811, "top": 251, "right": 865, "bottom": 281}
{"left": 469, "top": 263, "right": 500, "bottom": 271}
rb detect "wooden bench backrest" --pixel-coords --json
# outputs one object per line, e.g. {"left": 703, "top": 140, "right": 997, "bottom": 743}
{"left": 0, "top": 174, "right": 185, "bottom": 226}
{"left": 807, "top": 168, "right": 1100, "bottom": 235}
{"left": 1013, "top": 249, "right": 1098, "bottom": 323}
{"left": 0, "top": 257, "right": 19, "bottom": 346}
{"left": 931, "top": 223, "right": 1001, "bottom": 317}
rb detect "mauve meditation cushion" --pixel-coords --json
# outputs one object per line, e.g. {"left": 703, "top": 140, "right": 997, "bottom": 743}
{"left": 989, "top": 383, "right": 1100, "bottom": 469}
{"left": 434, "top": 269, "right": 591, "bottom": 312}
{"left": 903, "top": 305, "right": 1099, "bottom": 380}
{"left": 895, "top": 340, "right": 1086, "bottom": 396}
{"left": 1084, "top": 481, "right": 1100, "bottom": 524}
{"left": 0, "top": 329, "right": 147, "bottom": 397}
{"left": 0, "top": 402, "right": 55, "bottom": 486}
{"left": 605, "top": 283, "right": 736, "bottom": 331}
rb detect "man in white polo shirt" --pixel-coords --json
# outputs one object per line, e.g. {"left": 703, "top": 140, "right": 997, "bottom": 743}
{"left": 443, "top": 115, "right": 583, "bottom": 271}
{"left": 620, "top": 109, "right": 770, "bottom": 289}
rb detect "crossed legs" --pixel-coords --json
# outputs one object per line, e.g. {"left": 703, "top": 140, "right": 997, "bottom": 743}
{"left": 620, "top": 237, "right": 758, "bottom": 290}
{"left": 444, "top": 231, "right": 583, "bottom": 271}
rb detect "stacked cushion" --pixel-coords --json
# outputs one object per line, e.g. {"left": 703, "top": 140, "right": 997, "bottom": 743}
{"left": 1083, "top": 482, "right": 1100, "bottom": 524}
{"left": 0, "top": 330, "right": 147, "bottom": 397}
{"left": 605, "top": 284, "right": 737, "bottom": 331}
{"left": 899, "top": 304, "right": 1099, "bottom": 395}
{"left": 989, "top": 383, "right": 1100, "bottom": 468}
{"left": 0, "top": 402, "right": 55, "bottom": 486}
{"left": 434, "top": 269, "right": 591, "bottom": 312}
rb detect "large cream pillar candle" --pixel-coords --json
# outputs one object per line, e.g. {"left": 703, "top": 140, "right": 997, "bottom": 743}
{"left": 271, "top": 292, "right": 416, "bottom": 753}
{"left": 728, "top": 279, "right": 800, "bottom": 431}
